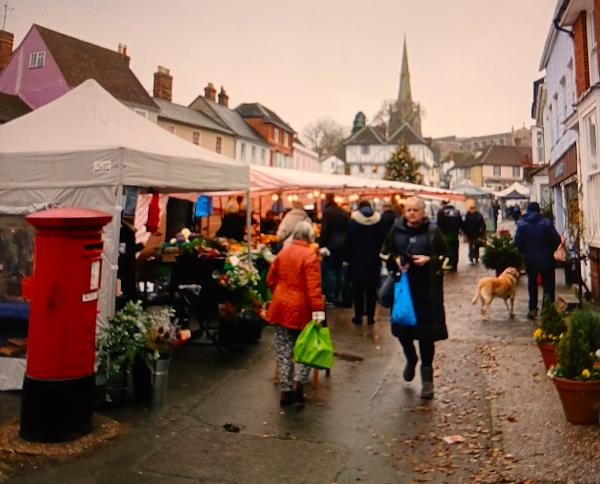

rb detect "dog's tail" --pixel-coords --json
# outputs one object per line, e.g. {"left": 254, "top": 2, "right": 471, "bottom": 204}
{"left": 471, "top": 281, "right": 482, "bottom": 305}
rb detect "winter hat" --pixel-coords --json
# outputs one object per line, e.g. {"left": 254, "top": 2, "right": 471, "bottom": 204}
{"left": 526, "top": 202, "right": 541, "bottom": 213}
{"left": 358, "top": 200, "right": 374, "bottom": 217}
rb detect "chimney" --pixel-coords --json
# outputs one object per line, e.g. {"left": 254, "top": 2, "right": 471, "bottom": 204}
{"left": 0, "top": 30, "right": 14, "bottom": 72}
{"left": 218, "top": 86, "right": 229, "bottom": 107}
{"left": 153, "top": 65, "right": 173, "bottom": 101}
{"left": 204, "top": 82, "right": 217, "bottom": 102}
{"left": 116, "top": 43, "right": 130, "bottom": 66}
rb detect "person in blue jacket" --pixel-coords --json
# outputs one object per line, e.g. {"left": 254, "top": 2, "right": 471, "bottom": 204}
{"left": 514, "top": 202, "right": 561, "bottom": 320}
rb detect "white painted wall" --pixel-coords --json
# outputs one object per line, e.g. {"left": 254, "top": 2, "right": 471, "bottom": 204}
{"left": 236, "top": 139, "right": 269, "bottom": 165}
{"left": 321, "top": 155, "right": 345, "bottom": 175}
{"left": 292, "top": 142, "right": 320, "bottom": 172}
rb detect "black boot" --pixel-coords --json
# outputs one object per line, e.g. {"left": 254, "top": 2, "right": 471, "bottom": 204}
{"left": 293, "top": 383, "right": 305, "bottom": 405}
{"left": 280, "top": 390, "right": 294, "bottom": 407}
{"left": 403, "top": 357, "right": 418, "bottom": 382}
{"left": 420, "top": 366, "right": 434, "bottom": 399}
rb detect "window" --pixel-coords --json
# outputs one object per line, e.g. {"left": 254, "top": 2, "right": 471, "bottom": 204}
{"left": 216, "top": 136, "right": 222, "bottom": 154}
{"left": 361, "top": 145, "right": 370, "bottom": 154}
{"left": 273, "top": 128, "right": 279, "bottom": 142}
{"left": 28, "top": 51, "right": 46, "bottom": 68}
{"left": 493, "top": 165, "right": 501, "bottom": 177}
{"left": 560, "top": 77, "right": 568, "bottom": 124}
{"left": 359, "top": 164, "right": 365, "bottom": 173}
{"left": 512, "top": 166, "right": 520, "bottom": 177}
{"left": 547, "top": 105, "right": 554, "bottom": 148}
{"left": 586, "top": 112, "right": 598, "bottom": 170}
{"left": 240, "top": 142, "right": 246, "bottom": 161}
{"left": 465, "top": 167, "right": 471, "bottom": 179}
{"left": 192, "top": 131, "right": 200, "bottom": 145}
{"left": 134, "top": 109, "right": 148, "bottom": 118}
{"left": 283, "top": 132, "right": 289, "bottom": 147}
{"left": 536, "top": 130, "right": 544, "bottom": 163}
{"left": 261, "top": 148, "right": 267, "bottom": 164}
{"left": 251, "top": 146, "right": 256, "bottom": 163}
{"left": 588, "top": 11, "right": 599, "bottom": 84}
{"left": 371, "top": 165, "right": 378, "bottom": 173}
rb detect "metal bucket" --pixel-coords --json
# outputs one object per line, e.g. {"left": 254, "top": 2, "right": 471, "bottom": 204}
{"left": 150, "top": 357, "right": 170, "bottom": 409}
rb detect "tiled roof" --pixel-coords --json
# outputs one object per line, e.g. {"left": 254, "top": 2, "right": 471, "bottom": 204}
{"left": 445, "top": 151, "right": 476, "bottom": 169}
{"left": 35, "top": 25, "right": 157, "bottom": 110}
{"left": 0, "top": 93, "right": 32, "bottom": 123}
{"left": 344, "top": 125, "right": 385, "bottom": 145}
{"left": 189, "top": 96, "right": 268, "bottom": 145}
{"left": 154, "top": 98, "right": 234, "bottom": 135}
{"left": 387, "top": 122, "right": 426, "bottom": 146}
{"left": 472, "top": 145, "right": 532, "bottom": 167}
{"left": 235, "top": 102, "right": 295, "bottom": 133}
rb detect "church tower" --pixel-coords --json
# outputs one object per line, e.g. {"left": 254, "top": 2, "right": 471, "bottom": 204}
{"left": 389, "top": 38, "right": 422, "bottom": 137}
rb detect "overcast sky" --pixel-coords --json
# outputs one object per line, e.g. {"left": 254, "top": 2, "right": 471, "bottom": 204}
{"left": 6, "top": 0, "right": 555, "bottom": 139}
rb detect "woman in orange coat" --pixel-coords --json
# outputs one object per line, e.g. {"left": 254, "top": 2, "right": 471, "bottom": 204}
{"left": 266, "top": 221, "right": 324, "bottom": 407}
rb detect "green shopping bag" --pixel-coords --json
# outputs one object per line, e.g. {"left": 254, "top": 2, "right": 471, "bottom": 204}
{"left": 293, "top": 320, "right": 334, "bottom": 370}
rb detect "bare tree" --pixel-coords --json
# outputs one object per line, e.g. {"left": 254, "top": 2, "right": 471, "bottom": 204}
{"left": 302, "top": 117, "right": 348, "bottom": 158}
{"left": 371, "top": 99, "right": 396, "bottom": 127}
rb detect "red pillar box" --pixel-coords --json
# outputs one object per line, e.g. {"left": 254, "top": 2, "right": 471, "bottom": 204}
{"left": 20, "top": 207, "right": 112, "bottom": 442}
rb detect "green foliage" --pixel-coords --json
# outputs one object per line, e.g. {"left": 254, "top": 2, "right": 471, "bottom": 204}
{"left": 97, "top": 301, "right": 157, "bottom": 389}
{"left": 555, "top": 305, "right": 600, "bottom": 380}
{"left": 537, "top": 297, "right": 567, "bottom": 342}
{"left": 383, "top": 141, "right": 423, "bottom": 184}
{"left": 481, "top": 233, "right": 523, "bottom": 272}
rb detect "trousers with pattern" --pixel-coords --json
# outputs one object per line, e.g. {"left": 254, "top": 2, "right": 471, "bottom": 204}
{"left": 275, "top": 325, "right": 311, "bottom": 391}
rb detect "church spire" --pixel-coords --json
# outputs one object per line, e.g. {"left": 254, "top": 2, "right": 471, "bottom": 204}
{"left": 398, "top": 36, "right": 413, "bottom": 105}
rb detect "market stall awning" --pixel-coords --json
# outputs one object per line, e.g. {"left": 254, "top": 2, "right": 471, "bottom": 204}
{"left": 494, "top": 182, "right": 530, "bottom": 200}
{"left": 0, "top": 79, "right": 249, "bottom": 193}
{"left": 248, "top": 165, "right": 465, "bottom": 201}
{"left": 452, "top": 183, "right": 494, "bottom": 197}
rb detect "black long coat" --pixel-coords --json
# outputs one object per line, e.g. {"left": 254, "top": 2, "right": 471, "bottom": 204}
{"left": 383, "top": 217, "right": 449, "bottom": 341}
{"left": 345, "top": 210, "right": 384, "bottom": 286}
{"left": 320, "top": 202, "right": 349, "bottom": 265}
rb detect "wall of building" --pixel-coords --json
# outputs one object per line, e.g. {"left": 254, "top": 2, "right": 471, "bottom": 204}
{"left": 0, "top": 27, "right": 69, "bottom": 109}
{"left": 157, "top": 119, "right": 236, "bottom": 158}
{"left": 235, "top": 138, "right": 269, "bottom": 165}
{"left": 292, "top": 142, "right": 320, "bottom": 172}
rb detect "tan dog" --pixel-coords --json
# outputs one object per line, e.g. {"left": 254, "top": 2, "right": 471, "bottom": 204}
{"left": 471, "top": 267, "right": 519, "bottom": 320}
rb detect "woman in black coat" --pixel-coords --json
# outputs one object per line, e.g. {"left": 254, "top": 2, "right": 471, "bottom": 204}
{"left": 382, "top": 197, "right": 449, "bottom": 399}
{"left": 345, "top": 200, "right": 385, "bottom": 325}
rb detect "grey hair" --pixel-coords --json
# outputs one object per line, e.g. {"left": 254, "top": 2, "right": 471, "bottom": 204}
{"left": 291, "top": 200, "right": 304, "bottom": 210}
{"left": 292, "top": 221, "right": 315, "bottom": 242}
{"left": 405, "top": 196, "right": 426, "bottom": 211}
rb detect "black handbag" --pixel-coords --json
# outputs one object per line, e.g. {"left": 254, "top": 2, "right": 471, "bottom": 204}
{"left": 377, "top": 272, "right": 399, "bottom": 308}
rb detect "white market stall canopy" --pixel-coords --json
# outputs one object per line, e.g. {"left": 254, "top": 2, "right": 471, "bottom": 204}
{"left": 0, "top": 79, "right": 249, "bottom": 193}
{"left": 248, "top": 165, "right": 465, "bottom": 201}
{"left": 494, "top": 182, "right": 530, "bottom": 200}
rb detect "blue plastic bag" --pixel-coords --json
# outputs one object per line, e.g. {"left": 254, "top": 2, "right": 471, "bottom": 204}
{"left": 391, "top": 272, "right": 417, "bottom": 327}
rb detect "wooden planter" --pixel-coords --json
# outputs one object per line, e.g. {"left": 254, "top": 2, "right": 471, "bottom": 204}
{"left": 538, "top": 342, "right": 557, "bottom": 370}
{"left": 552, "top": 377, "right": 600, "bottom": 424}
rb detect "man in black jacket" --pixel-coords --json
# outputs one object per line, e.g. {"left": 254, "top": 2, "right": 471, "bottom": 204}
{"left": 436, "top": 200, "right": 462, "bottom": 271}
{"left": 320, "top": 194, "right": 349, "bottom": 306}
{"left": 462, "top": 202, "right": 486, "bottom": 264}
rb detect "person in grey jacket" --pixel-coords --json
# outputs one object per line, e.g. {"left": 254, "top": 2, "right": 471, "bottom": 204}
{"left": 277, "top": 201, "right": 310, "bottom": 246}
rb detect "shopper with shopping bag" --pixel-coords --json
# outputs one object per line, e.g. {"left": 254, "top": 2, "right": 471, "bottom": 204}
{"left": 382, "top": 197, "right": 449, "bottom": 399}
{"left": 266, "top": 221, "right": 325, "bottom": 407}
{"left": 294, "top": 319, "right": 334, "bottom": 370}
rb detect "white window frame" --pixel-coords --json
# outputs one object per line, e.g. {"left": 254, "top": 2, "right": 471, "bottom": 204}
{"left": 585, "top": 110, "right": 599, "bottom": 172}
{"left": 28, "top": 51, "right": 46, "bottom": 69}
{"left": 512, "top": 166, "right": 520, "bottom": 178}
{"left": 361, "top": 145, "right": 370, "bottom": 155}
{"left": 283, "top": 132, "right": 289, "bottom": 147}
{"left": 493, "top": 165, "right": 501, "bottom": 177}
{"left": 240, "top": 142, "right": 246, "bottom": 161}
{"left": 261, "top": 148, "right": 267, "bottom": 164}
{"left": 192, "top": 131, "right": 200, "bottom": 145}
{"left": 251, "top": 145, "right": 256, "bottom": 163}
{"left": 273, "top": 127, "right": 279, "bottom": 143}
{"left": 216, "top": 136, "right": 223, "bottom": 154}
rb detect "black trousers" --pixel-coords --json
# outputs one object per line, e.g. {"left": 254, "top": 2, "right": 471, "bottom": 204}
{"left": 527, "top": 267, "right": 556, "bottom": 311}
{"left": 467, "top": 238, "right": 480, "bottom": 261}
{"left": 447, "top": 240, "right": 459, "bottom": 270}
{"left": 398, "top": 335, "right": 435, "bottom": 367}
{"left": 352, "top": 282, "right": 377, "bottom": 320}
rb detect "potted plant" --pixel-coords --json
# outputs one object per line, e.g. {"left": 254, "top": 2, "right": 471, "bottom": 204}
{"left": 550, "top": 305, "right": 600, "bottom": 424}
{"left": 481, "top": 232, "right": 523, "bottom": 276}
{"left": 96, "top": 301, "right": 154, "bottom": 405}
{"left": 533, "top": 297, "right": 567, "bottom": 370}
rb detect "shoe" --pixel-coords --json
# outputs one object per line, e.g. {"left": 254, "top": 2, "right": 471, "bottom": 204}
{"left": 403, "top": 358, "right": 417, "bottom": 382}
{"left": 279, "top": 390, "right": 294, "bottom": 407}
{"left": 352, "top": 317, "right": 362, "bottom": 325}
{"left": 527, "top": 308, "right": 538, "bottom": 320}
{"left": 293, "top": 383, "right": 305, "bottom": 405}
{"left": 420, "top": 366, "right": 434, "bottom": 399}
{"left": 367, "top": 317, "right": 376, "bottom": 325}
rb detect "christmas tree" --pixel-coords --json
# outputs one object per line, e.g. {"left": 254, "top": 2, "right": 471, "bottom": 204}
{"left": 383, "top": 141, "right": 423, "bottom": 184}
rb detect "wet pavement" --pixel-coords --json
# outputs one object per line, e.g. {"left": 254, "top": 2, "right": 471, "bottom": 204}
{"left": 2, "top": 234, "right": 600, "bottom": 483}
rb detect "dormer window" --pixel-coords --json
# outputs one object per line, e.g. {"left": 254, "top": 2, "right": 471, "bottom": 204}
{"left": 29, "top": 51, "right": 46, "bottom": 69}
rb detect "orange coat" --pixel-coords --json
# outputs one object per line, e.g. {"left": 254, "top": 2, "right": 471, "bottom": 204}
{"left": 266, "top": 240, "right": 324, "bottom": 330}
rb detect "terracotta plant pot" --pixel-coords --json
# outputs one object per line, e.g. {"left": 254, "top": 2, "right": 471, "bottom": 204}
{"left": 552, "top": 377, "right": 600, "bottom": 424}
{"left": 538, "top": 342, "right": 557, "bottom": 370}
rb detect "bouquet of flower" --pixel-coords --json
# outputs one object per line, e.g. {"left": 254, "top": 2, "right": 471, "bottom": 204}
{"left": 145, "top": 306, "right": 183, "bottom": 356}
{"left": 163, "top": 228, "right": 225, "bottom": 257}
{"left": 216, "top": 254, "right": 260, "bottom": 291}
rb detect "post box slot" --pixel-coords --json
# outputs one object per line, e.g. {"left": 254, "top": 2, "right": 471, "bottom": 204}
{"left": 83, "top": 242, "right": 103, "bottom": 251}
